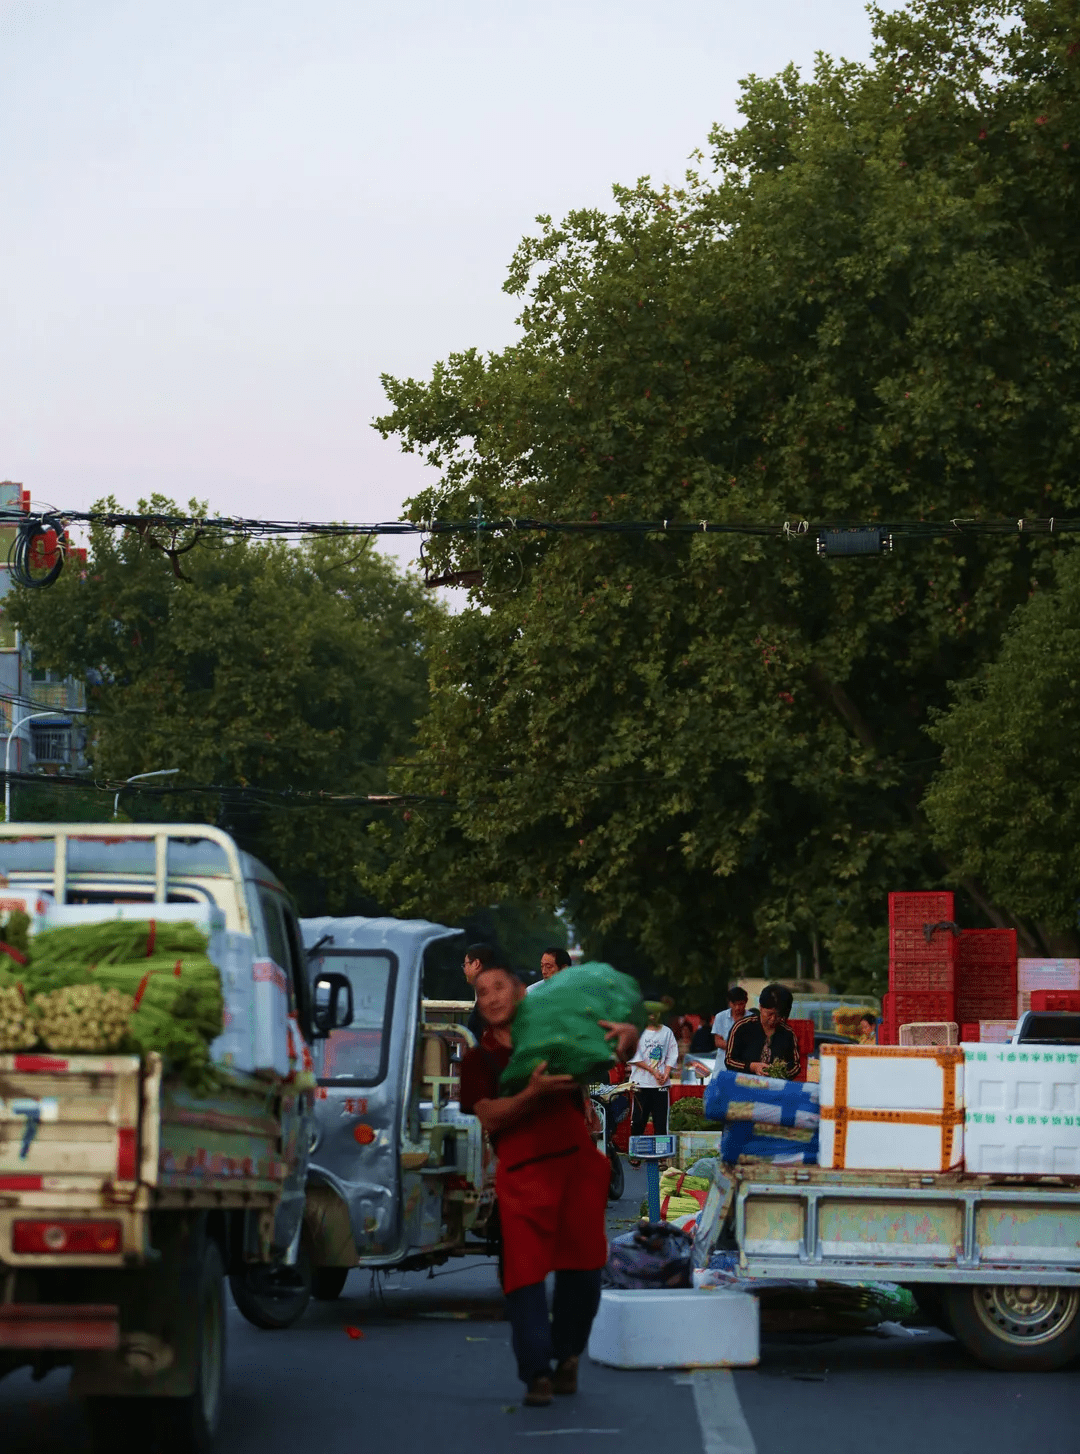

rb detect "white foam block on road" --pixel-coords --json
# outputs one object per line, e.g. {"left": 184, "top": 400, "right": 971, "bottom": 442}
{"left": 588, "top": 1288, "right": 759, "bottom": 1369}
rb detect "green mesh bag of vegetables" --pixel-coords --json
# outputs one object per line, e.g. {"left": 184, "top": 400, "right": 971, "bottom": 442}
{"left": 499, "top": 962, "right": 645, "bottom": 1094}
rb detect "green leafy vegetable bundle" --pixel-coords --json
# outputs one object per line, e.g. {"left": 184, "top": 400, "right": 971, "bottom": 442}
{"left": 500, "top": 962, "right": 645, "bottom": 1094}
{"left": 9, "top": 921, "right": 225, "bottom": 1086}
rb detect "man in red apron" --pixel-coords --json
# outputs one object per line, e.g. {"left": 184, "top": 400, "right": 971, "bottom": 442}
{"left": 459, "top": 965, "right": 639, "bottom": 1407}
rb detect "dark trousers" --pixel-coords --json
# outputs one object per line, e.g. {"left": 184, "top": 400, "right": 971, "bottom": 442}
{"left": 504, "top": 1270, "right": 603, "bottom": 1383}
{"left": 631, "top": 1086, "right": 669, "bottom": 1136}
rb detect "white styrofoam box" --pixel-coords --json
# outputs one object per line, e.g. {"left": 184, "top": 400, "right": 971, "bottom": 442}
{"left": 588, "top": 1288, "right": 759, "bottom": 1369}
{"left": 40, "top": 901, "right": 225, "bottom": 934}
{"left": 819, "top": 1045, "right": 964, "bottom": 1109}
{"left": 1017, "top": 959, "right": 1080, "bottom": 992}
{"left": 819, "top": 1117, "right": 962, "bottom": 1172}
{"left": 962, "top": 1043, "right": 1080, "bottom": 1175}
{"left": 208, "top": 930, "right": 256, "bottom": 1073}
{"left": 252, "top": 957, "right": 290, "bottom": 1077}
{"left": 818, "top": 1046, "right": 964, "bottom": 1172}
{"left": 0, "top": 890, "right": 54, "bottom": 930}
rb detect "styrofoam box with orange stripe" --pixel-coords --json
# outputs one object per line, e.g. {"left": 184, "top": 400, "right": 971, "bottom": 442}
{"left": 818, "top": 1044, "right": 964, "bottom": 1172}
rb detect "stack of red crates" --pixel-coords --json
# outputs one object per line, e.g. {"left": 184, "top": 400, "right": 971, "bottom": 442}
{"left": 885, "top": 892, "right": 956, "bottom": 1043}
{"left": 955, "top": 929, "right": 1017, "bottom": 1024}
{"left": 886, "top": 894, "right": 1019, "bottom": 1041}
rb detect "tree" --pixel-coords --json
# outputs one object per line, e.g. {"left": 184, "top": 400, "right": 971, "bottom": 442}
{"left": 8, "top": 500, "right": 439, "bottom": 915}
{"left": 373, "top": 2, "right": 1080, "bottom": 990}
{"left": 924, "top": 549, "right": 1080, "bottom": 947}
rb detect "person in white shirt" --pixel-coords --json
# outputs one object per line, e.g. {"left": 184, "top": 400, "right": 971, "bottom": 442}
{"left": 627, "top": 1004, "right": 679, "bottom": 1138}
{"left": 526, "top": 946, "right": 571, "bottom": 992}
{"left": 711, "top": 986, "right": 749, "bottom": 1052}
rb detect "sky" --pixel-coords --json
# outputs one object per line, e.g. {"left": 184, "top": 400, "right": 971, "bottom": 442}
{"left": 1, "top": 0, "right": 897, "bottom": 572}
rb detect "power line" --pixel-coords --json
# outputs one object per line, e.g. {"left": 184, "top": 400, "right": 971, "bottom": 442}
{"left": 0, "top": 769, "right": 449, "bottom": 810}
{"left": 6, "top": 506, "right": 1078, "bottom": 545}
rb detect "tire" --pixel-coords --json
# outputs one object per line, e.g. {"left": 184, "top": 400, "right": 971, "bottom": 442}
{"left": 311, "top": 1266, "right": 350, "bottom": 1301}
{"left": 86, "top": 1238, "right": 226, "bottom": 1454}
{"left": 606, "top": 1149, "right": 625, "bottom": 1203}
{"left": 229, "top": 1235, "right": 312, "bottom": 1331}
{"left": 943, "top": 1283, "right": 1080, "bottom": 1372}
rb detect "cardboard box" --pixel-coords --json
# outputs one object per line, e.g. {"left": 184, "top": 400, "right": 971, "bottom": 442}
{"left": 962, "top": 1043, "right": 1080, "bottom": 1175}
{"left": 818, "top": 1044, "right": 964, "bottom": 1172}
{"left": 1017, "top": 959, "right": 1080, "bottom": 992}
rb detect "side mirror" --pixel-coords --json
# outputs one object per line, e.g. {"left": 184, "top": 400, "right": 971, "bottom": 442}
{"left": 312, "top": 971, "right": 354, "bottom": 1038}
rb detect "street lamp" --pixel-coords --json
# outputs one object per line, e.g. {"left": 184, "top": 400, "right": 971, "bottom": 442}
{"left": 4, "top": 710, "right": 68, "bottom": 823}
{"left": 114, "top": 769, "right": 180, "bottom": 820}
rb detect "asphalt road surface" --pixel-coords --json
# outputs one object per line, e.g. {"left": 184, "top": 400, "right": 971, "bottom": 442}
{"left": 3, "top": 1165, "right": 1077, "bottom": 1453}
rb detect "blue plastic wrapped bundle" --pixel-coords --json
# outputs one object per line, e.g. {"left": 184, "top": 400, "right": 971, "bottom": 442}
{"left": 720, "top": 1119, "right": 819, "bottom": 1166}
{"left": 705, "top": 1068, "right": 819, "bottom": 1130}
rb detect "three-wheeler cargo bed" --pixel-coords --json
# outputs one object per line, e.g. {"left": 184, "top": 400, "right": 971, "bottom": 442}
{"left": 0, "top": 1051, "right": 290, "bottom": 1268}
{"left": 731, "top": 1163, "right": 1080, "bottom": 1285}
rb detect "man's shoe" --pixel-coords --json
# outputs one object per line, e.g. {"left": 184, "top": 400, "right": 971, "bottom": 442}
{"left": 524, "top": 1375, "right": 554, "bottom": 1407}
{"left": 552, "top": 1356, "right": 578, "bottom": 1395}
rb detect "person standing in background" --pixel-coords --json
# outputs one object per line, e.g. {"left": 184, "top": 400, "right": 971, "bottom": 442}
{"left": 463, "top": 942, "right": 497, "bottom": 1040}
{"left": 527, "top": 945, "right": 571, "bottom": 992}
{"left": 711, "top": 985, "right": 749, "bottom": 1053}
{"left": 689, "top": 1012, "right": 716, "bottom": 1055}
{"left": 725, "top": 984, "right": 801, "bottom": 1079}
{"left": 628, "top": 1002, "right": 679, "bottom": 1138}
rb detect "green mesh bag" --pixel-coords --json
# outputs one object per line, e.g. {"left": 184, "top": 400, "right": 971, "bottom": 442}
{"left": 499, "top": 962, "right": 646, "bottom": 1094}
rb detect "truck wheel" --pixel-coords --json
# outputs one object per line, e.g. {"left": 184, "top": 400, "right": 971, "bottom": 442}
{"left": 312, "top": 1266, "right": 349, "bottom": 1301}
{"left": 163, "top": 1237, "right": 227, "bottom": 1452}
{"left": 85, "top": 1239, "right": 226, "bottom": 1454}
{"left": 229, "top": 1235, "right": 312, "bottom": 1330}
{"left": 944, "top": 1283, "right": 1080, "bottom": 1372}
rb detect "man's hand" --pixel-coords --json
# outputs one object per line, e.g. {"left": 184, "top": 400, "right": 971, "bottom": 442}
{"left": 749, "top": 1061, "right": 767, "bottom": 1075}
{"left": 600, "top": 1020, "right": 640, "bottom": 1062}
{"left": 526, "top": 1060, "right": 577, "bottom": 1099}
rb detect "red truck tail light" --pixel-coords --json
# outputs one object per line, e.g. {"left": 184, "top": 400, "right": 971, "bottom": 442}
{"left": 12, "top": 1220, "right": 122, "bottom": 1255}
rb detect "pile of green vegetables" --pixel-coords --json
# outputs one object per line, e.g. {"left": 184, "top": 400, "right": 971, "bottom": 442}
{"left": 0, "top": 914, "right": 223, "bottom": 1087}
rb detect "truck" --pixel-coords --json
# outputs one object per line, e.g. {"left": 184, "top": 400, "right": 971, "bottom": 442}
{"left": 0, "top": 823, "right": 318, "bottom": 1451}
{"left": 725, "top": 1161, "right": 1080, "bottom": 1370}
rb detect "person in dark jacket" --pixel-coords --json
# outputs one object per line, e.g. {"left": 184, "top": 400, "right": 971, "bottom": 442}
{"left": 725, "top": 983, "right": 800, "bottom": 1080}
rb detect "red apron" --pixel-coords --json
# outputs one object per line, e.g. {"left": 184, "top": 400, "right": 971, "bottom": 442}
{"left": 494, "top": 1093, "right": 610, "bottom": 1294}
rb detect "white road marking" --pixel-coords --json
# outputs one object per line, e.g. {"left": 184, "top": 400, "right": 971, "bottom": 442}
{"left": 689, "top": 1370, "right": 756, "bottom": 1454}
{"left": 516, "top": 1431, "right": 621, "bottom": 1438}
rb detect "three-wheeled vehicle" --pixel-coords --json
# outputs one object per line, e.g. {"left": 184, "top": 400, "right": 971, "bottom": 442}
{"left": 231, "top": 915, "right": 500, "bottom": 1328}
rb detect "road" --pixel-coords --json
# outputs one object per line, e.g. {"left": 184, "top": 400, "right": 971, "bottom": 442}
{"left": 2, "top": 1165, "right": 1076, "bottom": 1453}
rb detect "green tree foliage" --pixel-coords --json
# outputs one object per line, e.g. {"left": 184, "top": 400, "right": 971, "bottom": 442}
{"left": 924, "top": 550, "right": 1080, "bottom": 943}
{"left": 374, "top": 1, "right": 1080, "bottom": 989}
{"left": 8, "top": 500, "right": 438, "bottom": 914}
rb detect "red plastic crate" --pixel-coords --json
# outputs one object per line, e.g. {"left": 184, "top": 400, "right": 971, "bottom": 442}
{"left": 960, "top": 1022, "right": 979, "bottom": 1042}
{"left": 889, "top": 892, "right": 955, "bottom": 929}
{"left": 787, "top": 1018, "right": 814, "bottom": 1082}
{"left": 955, "top": 929, "right": 1017, "bottom": 1022}
{"left": 889, "top": 952, "right": 956, "bottom": 993}
{"left": 1030, "top": 989, "right": 1080, "bottom": 1012}
{"left": 889, "top": 989, "right": 957, "bottom": 1029}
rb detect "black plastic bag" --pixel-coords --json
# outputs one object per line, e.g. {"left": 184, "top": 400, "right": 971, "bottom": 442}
{"left": 605, "top": 1220, "right": 692, "bottom": 1289}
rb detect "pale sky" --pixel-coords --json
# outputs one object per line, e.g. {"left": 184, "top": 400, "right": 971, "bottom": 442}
{"left": 2, "top": 1, "right": 894, "bottom": 570}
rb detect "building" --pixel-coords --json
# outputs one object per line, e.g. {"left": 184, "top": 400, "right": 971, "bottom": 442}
{"left": 0, "top": 480, "right": 89, "bottom": 781}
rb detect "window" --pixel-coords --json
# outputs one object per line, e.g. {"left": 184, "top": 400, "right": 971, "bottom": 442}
{"left": 311, "top": 950, "right": 397, "bottom": 1086}
{"left": 30, "top": 726, "right": 70, "bottom": 763}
